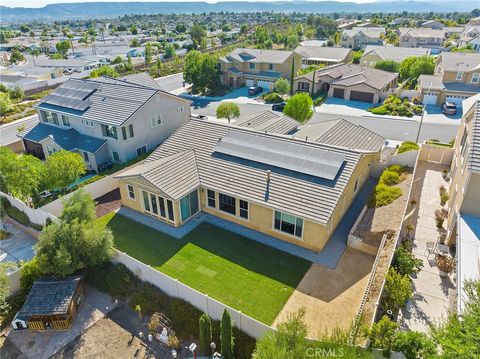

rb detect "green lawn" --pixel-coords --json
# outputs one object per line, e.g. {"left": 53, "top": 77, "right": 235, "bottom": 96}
{"left": 98, "top": 212, "right": 311, "bottom": 324}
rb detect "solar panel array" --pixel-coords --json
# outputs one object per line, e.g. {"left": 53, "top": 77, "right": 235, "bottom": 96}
{"left": 42, "top": 80, "right": 99, "bottom": 112}
{"left": 214, "top": 131, "right": 346, "bottom": 180}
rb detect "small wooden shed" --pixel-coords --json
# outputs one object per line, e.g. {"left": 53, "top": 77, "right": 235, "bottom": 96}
{"left": 12, "top": 276, "right": 83, "bottom": 330}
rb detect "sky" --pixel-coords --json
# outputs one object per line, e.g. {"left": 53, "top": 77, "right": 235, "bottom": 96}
{"left": 3, "top": 0, "right": 381, "bottom": 9}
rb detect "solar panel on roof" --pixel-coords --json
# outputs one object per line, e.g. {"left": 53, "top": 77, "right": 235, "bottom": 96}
{"left": 54, "top": 87, "right": 94, "bottom": 101}
{"left": 43, "top": 94, "right": 90, "bottom": 111}
{"left": 214, "top": 131, "right": 345, "bottom": 180}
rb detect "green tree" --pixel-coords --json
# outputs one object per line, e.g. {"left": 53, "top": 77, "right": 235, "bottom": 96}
{"left": 374, "top": 60, "right": 399, "bottom": 73}
{"left": 130, "top": 25, "right": 138, "bottom": 35}
{"left": 36, "top": 190, "right": 114, "bottom": 276}
{"left": 9, "top": 47, "right": 25, "bottom": 64}
{"left": 145, "top": 42, "right": 152, "bottom": 66}
{"left": 431, "top": 280, "right": 480, "bottom": 358}
{"left": 0, "top": 262, "right": 15, "bottom": 316}
{"left": 392, "top": 331, "right": 437, "bottom": 359}
{"left": 352, "top": 50, "right": 364, "bottom": 64}
{"left": 199, "top": 313, "right": 212, "bottom": 355}
{"left": 274, "top": 78, "right": 289, "bottom": 95}
{"left": 399, "top": 56, "right": 435, "bottom": 84}
{"left": 183, "top": 51, "right": 220, "bottom": 94}
{"left": 365, "top": 315, "right": 399, "bottom": 352}
{"left": 8, "top": 84, "right": 23, "bottom": 101}
{"left": 67, "top": 33, "right": 75, "bottom": 55}
{"left": 0, "top": 92, "right": 12, "bottom": 118}
{"left": 130, "top": 38, "right": 140, "bottom": 47}
{"left": 90, "top": 65, "right": 119, "bottom": 78}
{"left": 220, "top": 309, "right": 234, "bottom": 359}
{"left": 189, "top": 24, "right": 207, "bottom": 47}
{"left": 176, "top": 24, "right": 186, "bottom": 33}
{"left": 383, "top": 267, "right": 413, "bottom": 310}
{"left": 283, "top": 93, "right": 313, "bottom": 124}
{"left": 164, "top": 44, "right": 176, "bottom": 59}
{"left": 44, "top": 150, "right": 86, "bottom": 189}
{"left": 216, "top": 102, "right": 240, "bottom": 123}
{"left": 0, "top": 147, "right": 44, "bottom": 202}
{"left": 0, "top": 32, "right": 7, "bottom": 44}
{"left": 28, "top": 47, "right": 41, "bottom": 66}
{"left": 392, "top": 242, "right": 423, "bottom": 277}
{"left": 55, "top": 40, "right": 70, "bottom": 57}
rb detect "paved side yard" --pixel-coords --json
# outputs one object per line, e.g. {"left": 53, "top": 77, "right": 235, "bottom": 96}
{"left": 273, "top": 248, "right": 375, "bottom": 337}
{"left": 399, "top": 161, "right": 455, "bottom": 332}
{"left": 0, "top": 221, "right": 36, "bottom": 267}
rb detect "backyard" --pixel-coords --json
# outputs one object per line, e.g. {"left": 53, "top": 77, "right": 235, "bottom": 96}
{"left": 98, "top": 212, "right": 312, "bottom": 324}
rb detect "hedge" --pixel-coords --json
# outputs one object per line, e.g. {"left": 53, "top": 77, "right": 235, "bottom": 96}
{"left": 397, "top": 141, "right": 419, "bottom": 154}
{"left": 0, "top": 196, "right": 43, "bottom": 231}
{"left": 86, "top": 262, "right": 256, "bottom": 359}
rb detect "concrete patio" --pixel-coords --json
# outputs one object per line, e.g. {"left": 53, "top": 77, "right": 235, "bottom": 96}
{"left": 398, "top": 161, "right": 455, "bottom": 332}
{"left": 0, "top": 221, "right": 36, "bottom": 269}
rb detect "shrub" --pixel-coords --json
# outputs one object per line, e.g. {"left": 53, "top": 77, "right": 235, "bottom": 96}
{"left": 393, "top": 243, "right": 423, "bottom": 277}
{"left": 392, "top": 330, "right": 436, "bottom": 359}
{"left": 439, "top": 185, "right": 449, "bottom": 206}
{"left": 85, "top": 263, "right": 133, "bottom": 298}
{"left": 263, "top": 92, "right": 283, "bottom": 103}
{"left": 383, "top": 268, "right": 413, "bottom": 310}
{"left": 379, "top": 170, "right": 400, "bottom": 186}
{"left": 221, "top": 309, "right": 234, "bottom": 359}
{"left": 365, "top": 315, "right": 399, "bottom": 352}
{"left": 19, "top": 258, "right": 42, "bottom": 295}
{"left": 0, "top": 197, "right": 29, "bottom": 226}
{"left": 368, "top": 184, "right": 402, "bottom": 208}
{"left": 386, "top": 165, "right": 406, "bottom": 175}
{"left": 435, "top": 254, "right": 454, "bottom": 273}
{"left": 397, "top": 141, "right": 419, "bottom": 154}
{"left": 199, "top": 313, "right": 213, "bottom": 354}
{"left": 369, "top": 105, "right": 388, "bottom": 115}
{"left": 435, "top": 208, "right": 448, "bottom": 228}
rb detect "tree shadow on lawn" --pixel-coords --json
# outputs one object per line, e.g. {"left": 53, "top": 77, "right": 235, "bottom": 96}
{"left": 102, "top": 213, "right": 311, "bottom": 290}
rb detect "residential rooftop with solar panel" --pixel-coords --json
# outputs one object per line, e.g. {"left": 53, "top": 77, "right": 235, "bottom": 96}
{"left": 17, "top": 73, "right": 191, "bottom": 172}
{"left": 115, "top": 117, "right": 384, "bottom": 252}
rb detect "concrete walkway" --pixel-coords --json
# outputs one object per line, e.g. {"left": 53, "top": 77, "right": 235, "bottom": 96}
{"left": 117, "top": 179, "right": 375, "bottom": 269}
{"left": 398, "top": 161, "right": 455, "bottom": 332}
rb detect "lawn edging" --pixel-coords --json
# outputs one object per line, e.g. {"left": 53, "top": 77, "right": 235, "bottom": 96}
{"left": 114, "top": 249, "right": 275, "bottom": 340}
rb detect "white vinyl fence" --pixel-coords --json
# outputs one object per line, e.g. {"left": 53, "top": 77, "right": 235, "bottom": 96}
{"left": 373, "top": 149, "right": 419, "bottom": 177}
{"left": 8, "top": 268, "right": 21, "bottom": 295}
{"left": 114, "top": 250, "right": 275, "bottom": 340}
{"left": 0, "top": 191, "right": 56, "bottom": 226}
{"left": 41, "top": 174, "right": 119, "bottom": 217}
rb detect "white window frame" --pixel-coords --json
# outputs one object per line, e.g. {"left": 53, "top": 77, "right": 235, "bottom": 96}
{"left": 112, "top": 151, "right": 120, "bottom": 163}
{"left": 471, "top": 73, "right": 479, "bottom": 84}
{"left": 239, "top": 199, "right": 249, "bottom": 221}
{"left": 456, "top": 71, "right": 464, "bottom": 81}
{"left": 61, "top": 114, "right": 70, "bottom": 127}
{"left": 206, "top": 189, "right": 216, "bottom": 209}
{"left": 272, "top": 210, "right": 304, "bottom": 240}
{"left": 150, "top": 114, "right": 162, "bottom": 128}
{"left": 127, "top": 184, "right": 136, "bottom": 200}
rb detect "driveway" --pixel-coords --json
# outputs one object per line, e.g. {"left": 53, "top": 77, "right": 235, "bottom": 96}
{"left": 180, "top": 87, "right": 263, "bottom": 107}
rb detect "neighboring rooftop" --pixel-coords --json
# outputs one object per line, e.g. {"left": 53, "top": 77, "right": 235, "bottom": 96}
{"left": 220, "top": 48, "right": 293, "bottom": 64}
{"left": 18, "top": 122, "right": 107, "bottom": 153}
{"left": 417, "top": 74, "right": 444, "bottom": 90}
{"left": 399, "top": 28, "right": 446, "bottom": 38}
{"left": 16, "top": 276, "right": 82, "bottom": 319}
{"left": 294, "top": 46, "right": 351, "bottom": 63}
{"left": 233, "top": 110, "right": 299, "bottom": 135}
{"left": 344, "top": 27, "right": 385, "bottom": 38}
{"left": 117, "top": 119, "right": 367, "bottom": 224}
{"left": 294, "top": 119, "right": 385, "bottom": 153}
{"left": 362, "top": 45, "right": 431, "bottom": 62}
{"left": 438, "top": 52, "right": 480, "bottom": 72}
{"left": 296, "top": 63, "right": 398, "bottom": 90}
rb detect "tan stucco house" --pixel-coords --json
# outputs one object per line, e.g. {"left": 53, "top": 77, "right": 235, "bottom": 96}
{"left": 340, "top": 27, "right": 385, "bottom": 50}
{"left": 360, "top": 46, "right": 431, "bottom": 67}
{"left": 398, "top": 28, "right": 446, "bottom": 52}
{"left": 218, "top": 48, "right": 298, "bottom": 90}
{"left": 115, "top": 118, "right": 384, "bottom": 253}
{"left": 293, "top": 63, "right": 398, "bottom": 103}
{"left": 294, "top": 46, "right": 353, "bottom": 68}
{"left": 418, "top": 52, "right": 480, "bottom": 107}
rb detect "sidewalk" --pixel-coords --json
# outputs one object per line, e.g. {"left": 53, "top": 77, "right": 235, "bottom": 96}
{"left": 398, "top": 161, "right": 455, "bottom": 332}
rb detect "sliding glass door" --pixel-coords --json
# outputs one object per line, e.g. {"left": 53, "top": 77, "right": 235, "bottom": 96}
{"left": 180, "top": 189, "right": 199, "bottom": 222}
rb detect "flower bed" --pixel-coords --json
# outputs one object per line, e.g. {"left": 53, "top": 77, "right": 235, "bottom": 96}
{"left": 369, "top": 95, "right": 423, "bottom": 118}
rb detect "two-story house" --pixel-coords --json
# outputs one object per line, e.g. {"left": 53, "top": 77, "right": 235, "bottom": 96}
{"left": 218, "top": 48, "right": 298, "bottom": 90}
{"left": 398, "top": 28, "right": 446, "bottom": 53}
{"left": 445, "top": 94, "right": 480, "bottom": 314}
{"left": 18, "top": 73, "right": 191, "bottom": 172}
{"left": 458, "top": 26, "right": 480, "bottom": 52}
{"left": 418, "top": 52, "right": 480, "bottom": 107}
{"left": 420, "top": 20, "right": 444, "bottom": 30}
{"left": 340, "top": 27, "right": 385, "bottom": 50}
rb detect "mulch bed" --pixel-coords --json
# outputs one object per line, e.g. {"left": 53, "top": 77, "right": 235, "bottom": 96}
{"left": 95, "top": 189, "right": 122, "bottom": 218}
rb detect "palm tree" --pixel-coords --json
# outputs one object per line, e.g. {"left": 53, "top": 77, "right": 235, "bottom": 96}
{"left": 28, "top": 47, "right": 41, "bottom": 66}
{"left": 87, "top": 28, "right": 97, "bottom": 55}
{"left": 67, "top": 33, "right": 75, "bottom": 55}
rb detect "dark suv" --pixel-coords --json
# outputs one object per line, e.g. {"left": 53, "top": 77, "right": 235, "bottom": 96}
{"left": 248, "top": 86, "right": 263, "bottom": 96}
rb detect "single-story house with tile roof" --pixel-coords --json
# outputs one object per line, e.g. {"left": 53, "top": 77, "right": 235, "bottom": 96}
{"left": 293, "top": 63, "right": 398, "bottom": 103}
{"left": 12, "top": 276, "right": 83, "bottom": 330}
{"left": 294, "top": 46, "right": 353, "bottom": 68}
{"left": 233, "top": 110, "right": 299, "bottom": 135}
{"left": 360, "top": 46, "right": 431, "bottom": 67}
{"left": 115, "top": 118, "right": 384, "bottom": 252}
{"left": 219, "top": 48, "right": 299, "bottom": 90}
{"left": 293, "top": 119, "right": 386, "bottom": 153}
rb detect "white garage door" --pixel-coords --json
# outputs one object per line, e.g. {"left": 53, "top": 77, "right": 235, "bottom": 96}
{"left": 423, "top": 92, "right": 438, "bottom": 105}
{"left": 245, "top": 78, "right": 254, "bottom": 87}
{"left": 257, "top": 80, "right": 273, "bottom": 90}
{"left": 446, "top": 95, "right": 469, "bottom": 108}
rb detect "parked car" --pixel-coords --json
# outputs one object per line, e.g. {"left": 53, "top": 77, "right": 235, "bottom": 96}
{"left": 442, "top": 102, "right": 457, "bottom": 115}
{"left": 272, "top": 102, "right": 286, "bottom": 111}
{"left": 248, "top": 86, "right": 263, "bottom": 96}
{"left": 63, "top": 68, "right": 74, "bottom": 75}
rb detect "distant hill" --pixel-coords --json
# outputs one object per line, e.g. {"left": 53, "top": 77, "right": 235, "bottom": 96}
{"left": 1, "top": 1, "right": 478, "bottom": 21}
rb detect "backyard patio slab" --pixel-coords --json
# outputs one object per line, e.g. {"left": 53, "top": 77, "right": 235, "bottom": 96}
{"left": 398, "top": 161, "right": 455, "bottom": 332}
{"left": 0, "top": 221, "right": 36, "bottom": 268}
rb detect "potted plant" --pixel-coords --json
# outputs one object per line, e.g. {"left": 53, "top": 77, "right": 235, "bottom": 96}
{"left": 436, "top": 254, "right": 454, "bottom": 278}
{"left": 435, "top": 208, "right": 448, "bottom": 228}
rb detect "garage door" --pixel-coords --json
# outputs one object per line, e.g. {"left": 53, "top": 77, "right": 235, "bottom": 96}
{"left": 446, "top": 95, "right": 469, "bottom": 107}
{"left": 333, "top": 88, "right": 345, "bottom": 98}
{"left": 257, "top": 80, "right": 273, "bottom": 90}
{"left": 245, "top": 78, "right": 254, "bottom": 87}
{"left": 350, "top": 90, "right": 374, "bottom": 103}
{"left": 423, "top": 92, "right": 438, "bottom": 105}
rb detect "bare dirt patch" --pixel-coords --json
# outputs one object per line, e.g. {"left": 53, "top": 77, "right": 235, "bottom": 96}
{"left": 95, "top": 189, "right": 121, "bottom": 218}
{"left": 273, "top": 248, "right": 375, "bottom": 337}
